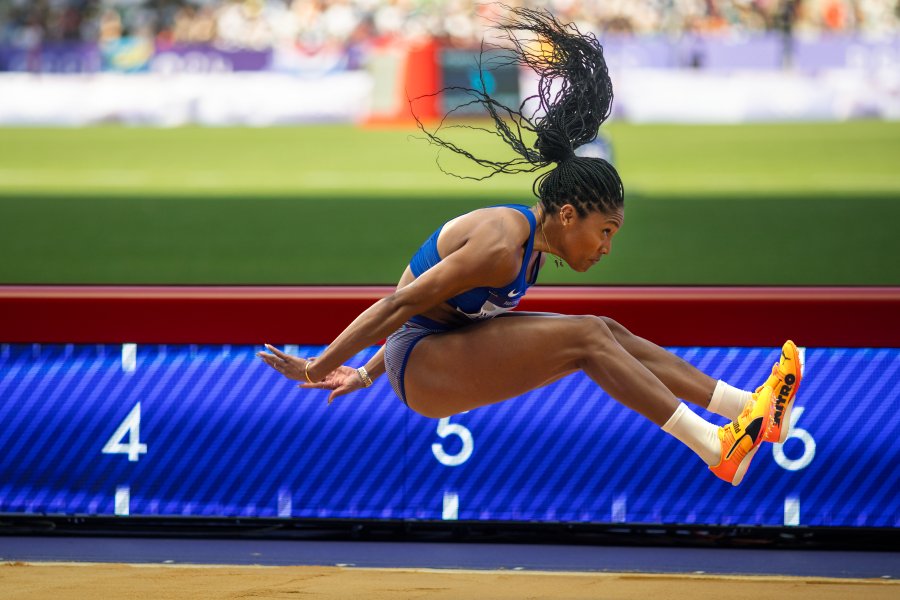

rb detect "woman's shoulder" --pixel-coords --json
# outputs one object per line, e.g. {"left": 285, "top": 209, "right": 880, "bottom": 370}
{"left": 449, "top": 204, "right": 533, "bottom": 247}
{"left": 432, "top": 205, "right": 531, "bottom": 282}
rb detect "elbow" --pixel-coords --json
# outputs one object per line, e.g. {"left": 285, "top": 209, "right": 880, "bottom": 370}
{"left": 381, "top": 287, "right": 428, "bottom": 322}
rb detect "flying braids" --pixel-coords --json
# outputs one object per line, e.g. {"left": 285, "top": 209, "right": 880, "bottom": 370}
{"left": 414, "top": 6, "right": 624, "bottom": 217}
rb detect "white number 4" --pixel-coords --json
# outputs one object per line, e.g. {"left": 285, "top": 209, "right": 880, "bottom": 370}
{"left": 102, "top": 402, "right": 148, "bottom": 462}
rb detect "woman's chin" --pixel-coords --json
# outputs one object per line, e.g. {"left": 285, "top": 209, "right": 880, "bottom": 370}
{"left": 579, "top": 259, "right": 602, "bottom": 273}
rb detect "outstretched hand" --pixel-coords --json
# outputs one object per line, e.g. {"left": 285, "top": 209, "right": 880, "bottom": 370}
{"left": 256, "top": 344, "right": 364, "bottom": 404}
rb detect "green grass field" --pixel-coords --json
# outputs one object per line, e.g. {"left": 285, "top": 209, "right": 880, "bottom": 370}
{"left": 1, "top": 121, "right": 898, "bottom": 285}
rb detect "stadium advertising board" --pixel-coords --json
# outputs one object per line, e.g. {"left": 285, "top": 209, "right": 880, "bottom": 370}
{"left": 1, "top": 342, "right": 896, "bottom": 527}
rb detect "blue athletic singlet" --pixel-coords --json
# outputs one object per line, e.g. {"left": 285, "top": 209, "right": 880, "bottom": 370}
{"left": 384, "top": 203, "right": 542, "bottom": 407}
{"left": 408, "top": 203, "right": 542, "bottom": 322}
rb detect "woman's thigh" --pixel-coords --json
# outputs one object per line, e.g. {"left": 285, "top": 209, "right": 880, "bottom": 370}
{"left": 404, "top": 313, "right": 588, "bottom": 418}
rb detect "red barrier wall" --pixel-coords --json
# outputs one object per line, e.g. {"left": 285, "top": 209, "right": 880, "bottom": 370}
{"left": 2, "top": 286, "right": 898, "bottom": 347}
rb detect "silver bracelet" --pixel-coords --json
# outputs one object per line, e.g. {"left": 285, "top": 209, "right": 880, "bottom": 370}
{"left": 356, "top": 366, "right": 373, "bottom": 388}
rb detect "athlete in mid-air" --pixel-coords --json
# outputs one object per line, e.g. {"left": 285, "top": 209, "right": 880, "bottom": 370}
{"left": 258, "top": 8, "right": 802, "bottom": 485}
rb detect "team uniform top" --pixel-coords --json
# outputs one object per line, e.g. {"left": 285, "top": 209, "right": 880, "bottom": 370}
{"left": 408, "top": 204, "right": 542, "bottom": 326}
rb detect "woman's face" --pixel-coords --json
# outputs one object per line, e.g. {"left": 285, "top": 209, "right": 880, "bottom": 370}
{"left": 557, "top": 204, "right": 624, "bottom": 272}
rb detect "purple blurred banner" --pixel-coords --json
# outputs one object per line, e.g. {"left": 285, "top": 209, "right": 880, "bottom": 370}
{"left": 601, "top": 34, "right": 783, "bottom": 69}
{"left": 792, "top": 35, "right": 900, "bottom": 70}
{"left": 0, "top": 36, "right": 897, "bottom": 73}
{"left": 0, "top": 42, "right": 270, "bottom": 73}
{"left": 679, "top": 35, "right": 783, "bottom": 69}
{"left": 600, "top": 37, "right": 676, "bottom": 69}
{"left": 151, "top": 44, "right": 272, "bottom": 73}
{"left": 601, "top": 33, "right": 899, "bottom": 70}
{"left": 0, "top": 42, "right": 101, "bottom": 73}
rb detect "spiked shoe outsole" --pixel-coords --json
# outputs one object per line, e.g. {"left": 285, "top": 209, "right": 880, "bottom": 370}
{"left": 764, "top": 340, "right": 804, "bottom": 444}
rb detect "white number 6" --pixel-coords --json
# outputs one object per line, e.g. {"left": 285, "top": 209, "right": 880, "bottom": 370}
{"left": 773, "top": 406, "right": 816, "bottom": 471}
{"left": 431, "top": 416, "right": 474, "bottom": 467}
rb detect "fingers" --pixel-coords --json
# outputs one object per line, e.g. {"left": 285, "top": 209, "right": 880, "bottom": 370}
{"left": 257, "top": 351, "right": 276, "bottom": 362}
{"left": 256, "top": 352, "right": 276, "bottom": 367}
{"left": 328, "top": 384, "right": 355, "bottom": 404}
{"left": 257, "top": 349, "right": 291, "bottom": 375}
{"left": 264, "top": 344, "right": 289, "bottom": 360}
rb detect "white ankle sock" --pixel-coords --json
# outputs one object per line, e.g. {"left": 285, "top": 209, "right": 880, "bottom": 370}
{"left": 708, "top": 380, "right": 752, "bottom": 421}
{"left": 661, "top": 403, "right": 721, "bottom": 466}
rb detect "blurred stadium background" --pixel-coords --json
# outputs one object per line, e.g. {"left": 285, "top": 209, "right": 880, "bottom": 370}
{"left": 0, "top": 0, "right": 898, "bottom": 286}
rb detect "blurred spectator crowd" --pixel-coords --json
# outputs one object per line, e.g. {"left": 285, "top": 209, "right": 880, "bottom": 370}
{"left": 2, "top": 0, "right": 899, "bottom": 50}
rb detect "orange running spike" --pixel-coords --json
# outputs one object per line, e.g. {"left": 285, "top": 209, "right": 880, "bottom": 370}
{"left": 757, "top": 340, "right": 803, "bottom": 444}
{"left": 709, "top": 386, "right": 775, "bottom": 486}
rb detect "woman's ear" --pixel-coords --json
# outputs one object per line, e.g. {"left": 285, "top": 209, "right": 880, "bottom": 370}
{"left": 560, "top": 203, "right": 577, "bottom": 227}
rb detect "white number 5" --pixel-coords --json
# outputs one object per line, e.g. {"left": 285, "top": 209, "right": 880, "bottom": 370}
{"left": 432, "top": 416, "right": 473, "bottom": 467}
{"left": 102, "top": 402, "right": 148, "bottom": 462}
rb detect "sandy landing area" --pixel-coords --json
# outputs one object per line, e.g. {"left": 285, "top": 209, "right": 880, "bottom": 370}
{"left": 1, "top": 563, "right": 897, "bottom": 600}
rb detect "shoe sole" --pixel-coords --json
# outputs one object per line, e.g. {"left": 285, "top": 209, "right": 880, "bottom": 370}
{"left": 730, "top": 389, "right": 776, "bottom": 486}
{"left": 775, "top": 341, "right": 804, "bottom": 444}
{"left": 732, "top": 445, "right": 760, "bottom": 486}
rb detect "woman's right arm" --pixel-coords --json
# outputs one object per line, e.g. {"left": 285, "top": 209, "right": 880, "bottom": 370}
{"left": 304, "top": 227, "right": 522, "bottom": 382}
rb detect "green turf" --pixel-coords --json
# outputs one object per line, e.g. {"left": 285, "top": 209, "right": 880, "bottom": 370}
{"left": 1, "top": 122, "right": 898, "bottom": 285}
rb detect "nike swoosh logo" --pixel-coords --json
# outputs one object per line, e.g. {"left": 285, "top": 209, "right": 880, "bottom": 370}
{"left": 725, "top": 417, "right": 763, "bottom": 460}
{"left": 725, "top": 432, "right": 752, "bottom": 460}
{"left": 508, "top": 289, "right": 521, "bottom": 298}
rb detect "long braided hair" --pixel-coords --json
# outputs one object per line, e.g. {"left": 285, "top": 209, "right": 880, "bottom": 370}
{"left": 415, "top": 7, "right": 624, "bottom": 218}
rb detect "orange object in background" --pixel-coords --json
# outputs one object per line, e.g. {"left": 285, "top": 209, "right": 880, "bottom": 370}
{"left": 823, "top": 0, "right": 847, "bottom": 30}
{"left": 364, "top": 37, "right": 440, "bottom": 127}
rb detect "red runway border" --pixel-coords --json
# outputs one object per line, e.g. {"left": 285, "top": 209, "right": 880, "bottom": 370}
{"left": 2, "top": 286, "right": 898, "bottom": 347}
{"left": 0, "top": 286, "right": 900, "bottom": 347}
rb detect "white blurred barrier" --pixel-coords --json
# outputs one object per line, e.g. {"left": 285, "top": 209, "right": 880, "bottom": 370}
{"left": 0, "top": 68, "right": 897, "bottom": 125}
{"left": 519, "top": 67, "right": 900, "bottom": 123}
{"left": 611, "top": 68, "right": 900, "bottom": 123}
{"left": 0, "top": 72, "right": 372, "bottom": 126}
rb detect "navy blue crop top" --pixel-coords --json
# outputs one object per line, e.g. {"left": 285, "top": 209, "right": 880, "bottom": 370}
{"left": 408, "top": 204, "right": 542, "bottom": 322}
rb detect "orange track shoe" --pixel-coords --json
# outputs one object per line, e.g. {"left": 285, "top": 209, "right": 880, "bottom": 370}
{"left": 709, "top": 386, "right": 775, "bottom": 486}
{"left": 758, "top": 340, "right": 803, "bottom": 443}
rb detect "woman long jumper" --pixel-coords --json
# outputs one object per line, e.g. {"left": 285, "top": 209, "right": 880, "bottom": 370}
{"left": 258, "top": 8, "right": 803, "bottom": 486}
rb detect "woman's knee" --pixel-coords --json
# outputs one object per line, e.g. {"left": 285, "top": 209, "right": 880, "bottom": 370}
{"left": 570, "top": 314, "right": 615, "bottom": 338}
{"left": 599, "top": 316, "right": 632, "bottom": 341}
{"left": 560, "top": 315, "right": 618, "bottom": 369}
